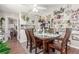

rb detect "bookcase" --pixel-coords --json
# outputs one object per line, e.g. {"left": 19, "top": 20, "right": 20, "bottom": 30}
{"left": 0, "top": 17, "right": 5, "bottom": 41}
{"left": 71, "top": 10, "right": 79, "bottom": 41}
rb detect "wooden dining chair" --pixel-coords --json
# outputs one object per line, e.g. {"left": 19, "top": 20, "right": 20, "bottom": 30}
{"left": 25, "top": 29, "right": 31, "bottom": 48}
{"left": 48, "top": 28, "right": 71, "bottom": 54}
{"left": 28, "top": 30, "right": 43, "bottom": 54}
{"left": 25, "top": 29, "right": 35, "bottom": 53}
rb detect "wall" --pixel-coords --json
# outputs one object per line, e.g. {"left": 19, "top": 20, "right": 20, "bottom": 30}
{"left": 0, "top": 5, "right": 79, "bottom": 49}
{"left": 18, "top": 13, "right": 39, "bottom": 43}
{"left": 0, "top": 12, "right": 19, "bottom": 42}
{"left": 18, "top": 13, "right": 27, "bottom": 43}
{"left": 19, "top": 11, "right": 79, "bottom": 49}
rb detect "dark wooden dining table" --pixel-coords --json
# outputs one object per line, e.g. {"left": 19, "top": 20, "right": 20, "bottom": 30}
{"left": 34, "top": 32, "right": 61, "bottom": 53}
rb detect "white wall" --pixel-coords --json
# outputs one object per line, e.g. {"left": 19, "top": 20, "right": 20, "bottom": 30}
{"left": 0, "top": 16, "right": 9, "bottom": 42}
{"left": 70, "top": 31, "right": 79, "bottom": 49}
{"left": 0, "top": 5, "right": 79, "bottom": 49}
{"left": 18, "top": 13, "right": 27, "bottom": 43}
{"left": 4, "top": 17, "right": 9, "bottom": 42}
{"left": 0, "top": 12, "right": 19, "bottom": 42}
{"left": 18, "top": 13, "right": 40, "bottom": 43}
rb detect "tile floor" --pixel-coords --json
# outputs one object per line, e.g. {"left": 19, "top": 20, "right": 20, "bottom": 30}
{"left": 7, "top": 37, "right": 79, "bottom": 54}
{"left": 7, "top": 37, "right": 26, "bottom": 54}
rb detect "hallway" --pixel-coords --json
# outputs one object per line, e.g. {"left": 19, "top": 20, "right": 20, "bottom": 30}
{"left": 7, "top": 37, "right": 26, "bottom": 54}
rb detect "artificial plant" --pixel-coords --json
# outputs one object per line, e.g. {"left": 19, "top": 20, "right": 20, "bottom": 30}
{"left": 25, "top": 16, "right": 29, "bottom": 22}
{"left": 0, "top": 17, "right": 5, "bottom": 32}
{"left": 22, "top": 15, "right": 29, "bottom": 22}
{"left": 0, "top": 40, "right": 10, "bottom": 54}
{"left": 0, "top": 17, "right": 5, "bottom": 26}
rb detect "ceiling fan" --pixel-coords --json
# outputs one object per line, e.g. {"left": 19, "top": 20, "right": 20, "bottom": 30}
{"left": 32, "top": 4, "right": 46, "bottom": 12}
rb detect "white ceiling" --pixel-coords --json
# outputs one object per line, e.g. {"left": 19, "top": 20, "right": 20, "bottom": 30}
{"left": 0, "top": 4, "right": 79, "bottom": 16}
{"left": 0, "top": 4, "right": 67, "bottom": 15}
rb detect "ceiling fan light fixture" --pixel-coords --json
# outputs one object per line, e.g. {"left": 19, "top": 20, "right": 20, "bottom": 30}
{"left": 33, "top": 8, "right": 38, "bottom": 12}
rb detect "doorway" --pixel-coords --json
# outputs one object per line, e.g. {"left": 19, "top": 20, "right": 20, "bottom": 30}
{"left": 8, "top": 17, "right": 17, "bottom": 40}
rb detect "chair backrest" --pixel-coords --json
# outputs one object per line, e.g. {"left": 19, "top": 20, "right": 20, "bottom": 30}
{"left": 28, "top": 29, "right": 36, "bottom": 45}
{"left": 25, "top": 29, "right": 31, "bottom": 41}
{"left": 61, "top": 28, "right": 71, "bottom": 47}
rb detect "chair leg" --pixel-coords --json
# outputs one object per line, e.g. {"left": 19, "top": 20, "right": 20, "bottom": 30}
{"left": 66, "top": 47, "right": 67, "bottom": 54}
{"left": 29, "top": 41, "right": 32, "bottom": 53}
{"left": 35, "top": 43, "right": 38, "bottom": 54}
{"left": 52, "top": 48, "right": 55, "bottom": 52}
{"left": 46, "top": 45, "right": 49, "bottom": 54}
{"left": 46, "top": 43, "right": 50, "bottom": 54}
{"left": 61, "top": 51, "right": 63, "bottom": 54}
{"left": 65, "top": 44, "right": 68, "bottom": 54}
{"left": 26, "top": 41, "right": 28, "bottom": 48}
{"left": 30, "top": 46, "right": 32, "bottom": 53}
{"left": 35, "top": 47, "right": 37, "bottom": 54}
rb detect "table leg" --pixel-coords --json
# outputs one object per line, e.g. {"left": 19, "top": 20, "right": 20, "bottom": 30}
{"left": 43, "top": 40, "right": 46, "bottom": 54}
{"left": 43, "top": 40, "right": 48, "bottom": 54}
{"left": 52, "top": 48, "right": 55, "bottom": 52}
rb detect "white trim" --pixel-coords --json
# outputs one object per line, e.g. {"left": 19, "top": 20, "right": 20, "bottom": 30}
{"left": 18, "top": 39, "right": 27, "bottom": 43}
{"left": 69, "top": 44, "right": 79, "bottom": 49}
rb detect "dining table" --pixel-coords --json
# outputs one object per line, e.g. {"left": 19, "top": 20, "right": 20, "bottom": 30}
{"left": 34, "top": 31, "right": 62, "bottom": 53}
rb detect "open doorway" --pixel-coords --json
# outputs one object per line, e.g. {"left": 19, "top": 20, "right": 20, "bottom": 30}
{"left": 8, "top": 17, "right": 17, "bottom": 40}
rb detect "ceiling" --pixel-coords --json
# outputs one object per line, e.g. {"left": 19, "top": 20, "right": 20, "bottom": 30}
{"left": 0, "top": 4, "right": 66, "bottom": 15}
{"left": 0, "top": 4, "right": 79, "bottom": 16}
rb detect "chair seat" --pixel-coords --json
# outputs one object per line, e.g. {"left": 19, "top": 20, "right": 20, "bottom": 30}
{"left": 35, "top": 37, "right": 43, "bottom": 49}
{"left": 48, "top": 28, "right": 71, "bottom": 54}
{"left": 49, "top": 43, "right": 66, "bottom": 53}
{"left": 49, "top": 43, "right": 61, "bottom": 50}
{"left": 49, "top": 40, "right": 63, "bottom": 51}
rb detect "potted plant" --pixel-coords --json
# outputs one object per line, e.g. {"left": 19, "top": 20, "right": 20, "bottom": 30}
{"left": 0, "top": 40, "right": 10, "bottom": 54}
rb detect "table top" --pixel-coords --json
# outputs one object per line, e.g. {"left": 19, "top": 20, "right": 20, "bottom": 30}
{"left": 34, "top": 32, "right": 61, "bottom": 40}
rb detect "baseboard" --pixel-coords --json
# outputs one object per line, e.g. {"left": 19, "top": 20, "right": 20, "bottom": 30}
{"left": 69, "top": 45, "right": 79, "bottom": 49}
{"left": 18, "top": 39, "right": 27, "bottom": 43}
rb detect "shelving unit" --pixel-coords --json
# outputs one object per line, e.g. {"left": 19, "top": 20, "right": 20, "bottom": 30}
{"left": 0, "top": 17, "right": 5, "bottom": 41}
{"left": 71, "top": 11, "right": 79, "bottom": 41}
